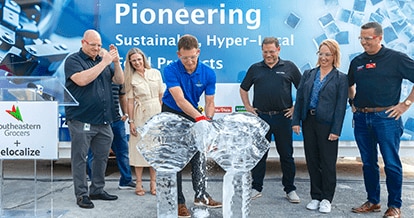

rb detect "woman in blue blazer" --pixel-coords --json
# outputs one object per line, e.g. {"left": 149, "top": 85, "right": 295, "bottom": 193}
{"left": 292, "top": 39, "right": 348, "bottom": 213}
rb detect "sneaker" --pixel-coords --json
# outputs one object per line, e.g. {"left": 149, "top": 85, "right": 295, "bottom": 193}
{"left": 194, "top": 196, "right": 222, "bottom": 208}
{"left": 178, "top": 204, "right": 190, "bottom": 218}
{"left": 118, "top": 181, "right": 136, "bottom": 190}
{"left": 319, "top": 199, "right": 331, "bottom": 213}
{"left": 286, "top": 191, "right": 300, "bottom": 203}
{"left": 251, "top": 189, "right": 262, "bottom": 200}
{"left": 306, "top": 199, "right": 320, "bottom": 210}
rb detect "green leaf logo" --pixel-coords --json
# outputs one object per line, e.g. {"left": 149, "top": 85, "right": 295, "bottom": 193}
{"left": 6, "top": 105, "right": 23, "bottom": 122}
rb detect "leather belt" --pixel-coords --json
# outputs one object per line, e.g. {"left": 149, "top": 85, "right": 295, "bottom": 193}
{"left": 308, "top": 109, "right": 316, "bottom": 115}
{"left": 355, "top": 106, "right": 392, "bottom": 113}
{"left": 257, "top": 109, "right": 285, "bottom": 115}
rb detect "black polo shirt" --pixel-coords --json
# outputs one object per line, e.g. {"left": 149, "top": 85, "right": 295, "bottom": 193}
{"left": 348, "top": 46, "right": 414, "bottom": 108}
{"left": 64, "top": 49, "right": 116, "bottom": 124}
{"left": 240, "top": 58, "right": 302, "bottom": 111}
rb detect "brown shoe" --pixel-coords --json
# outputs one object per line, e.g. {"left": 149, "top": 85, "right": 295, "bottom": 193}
{"left": 194, "top": 196, "right": 222, "bottom": 208}
{"left": 178, "top": 204, "right": 190, "bottom": 218}
{"left": 352, "top": 201, "right": 381, "bottom": 213}
{"left": 383, "top": 207, "right": 401, "bottom": 218}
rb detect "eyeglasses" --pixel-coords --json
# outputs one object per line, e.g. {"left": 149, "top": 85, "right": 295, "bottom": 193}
{"left": 83, "top": 40, "right": 102, "bottom": 48}
{"left": 262, "top": 50, "right": 278, "bottom": 55}
{"left": 180, "top": 54, "right": 198, "bottom": 62}
{"left": 358, "top": 36, "right": 378, "bottom": 42}
{"left": 317, "top": 52, "right": 333, "bottom": 57}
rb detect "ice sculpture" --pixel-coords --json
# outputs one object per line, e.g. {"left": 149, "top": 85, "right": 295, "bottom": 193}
{"left": 208, "top": 113, "right": 270, "bottom": 218}
{"left": 137, "top": 112, "right": 270, "bottom": 218}
{"left": 137, "top": 112, "right": 197, "bottom": 218}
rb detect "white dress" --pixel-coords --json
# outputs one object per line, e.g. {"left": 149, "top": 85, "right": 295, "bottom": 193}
{"left": 127, "top": 68, "right": 164, "bottom": 167}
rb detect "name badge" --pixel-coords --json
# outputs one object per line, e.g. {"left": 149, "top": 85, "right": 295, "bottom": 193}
{"left": 366, "top": 63, "right": 376, "bottom": 69}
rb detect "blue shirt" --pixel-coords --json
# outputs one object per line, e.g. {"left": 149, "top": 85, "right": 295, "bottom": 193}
{"left": 162, "top": 59, "right": 216, "bottom": 112}
{"left": 309, "top": 69, "right": 327, "bottom": 109}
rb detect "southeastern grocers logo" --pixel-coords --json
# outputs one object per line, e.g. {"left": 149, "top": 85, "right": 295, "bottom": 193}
{"left": 6, "top": 105, "right": 23, "bottom": 122}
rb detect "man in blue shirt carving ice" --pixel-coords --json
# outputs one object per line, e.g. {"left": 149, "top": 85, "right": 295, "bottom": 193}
{"left": 162, "top": 34, "right": 221, "bottom": 218}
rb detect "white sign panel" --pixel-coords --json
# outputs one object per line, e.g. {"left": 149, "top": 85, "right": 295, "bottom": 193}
{"left": 0, "top": 101, "right": 58, "bottom": 160}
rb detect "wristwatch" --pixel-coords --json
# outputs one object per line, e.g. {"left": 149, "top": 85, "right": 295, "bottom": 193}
{"left": 404, "top": 100, "right": 412, "bottom": 106}
{"left": 124, "top": 113, "right": 129, "bottom": 118}
{"left": 128, "top": 119, "right": 134, "bottom": 124}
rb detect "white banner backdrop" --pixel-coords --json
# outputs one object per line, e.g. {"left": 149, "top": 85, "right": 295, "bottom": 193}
{"left": 0, "top": 101, "right": 58, "bottom": 160}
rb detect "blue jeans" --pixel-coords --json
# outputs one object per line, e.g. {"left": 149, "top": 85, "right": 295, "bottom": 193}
{"left": 252, "top": 113, "right": 296, "bottom": 193}
{"left": 87, "top": 119, "right": 133, "bottom": 186}
{"left": 353, "top": 111, "right": 403, "bottom": 208}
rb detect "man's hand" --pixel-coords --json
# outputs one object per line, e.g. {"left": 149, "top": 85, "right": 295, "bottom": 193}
{"left": 121, "top": 114, "right": 128, "bottom": 122}
{"left": 245, "top": 105, "right": 258, "bottom": 115}
{"left": 284, "top": 106, "right": 294, "bottom": 119}
{"left": 195, "top": 115, "right": 211, "bottom": 122}
{"left": 100, "top": 48, "right": 113, "bottom": 65}
{"left": 386, "top": 103, "right": 410, "bottom": 120}
{"left": 109, "top": 44, "right": 120, "bottom": 63}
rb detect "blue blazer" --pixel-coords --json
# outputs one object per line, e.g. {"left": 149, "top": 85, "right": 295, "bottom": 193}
{"left": 292, "top": 67, "right": 348, "bottom": 135}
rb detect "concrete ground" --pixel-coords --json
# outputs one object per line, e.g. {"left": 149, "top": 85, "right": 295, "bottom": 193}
{"left": 1, "top": 157, "right": 414, "bottom": 218}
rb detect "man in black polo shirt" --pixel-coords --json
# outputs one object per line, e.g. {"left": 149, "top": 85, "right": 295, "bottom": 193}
{"left": 349, "top": 21, "right": 414, "bottom": 218}
{"left": 64, "top": 29, "right": 124, "bottom": 209}
{"left": 240, "top": 37, "right": 302, "bottom": 203}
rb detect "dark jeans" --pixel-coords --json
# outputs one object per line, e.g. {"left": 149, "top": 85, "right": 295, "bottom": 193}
{"left": 252, "top": 113, "right": 296, "bottom": 193}
{"left": 353, "top": 111, "right": 403, "bottom": 208}
{"left": 161, "top": 104, "right": 210, "bottom": 204}
{"left": 302, "top": 115, "right": 338, "bottom": 202}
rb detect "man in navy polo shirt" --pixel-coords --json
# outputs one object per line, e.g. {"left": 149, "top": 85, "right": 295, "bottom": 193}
{"left": 349, "top": 21, "right": 414, "bottom": 218}
{"left": 240, "top": 37, "right": 302, "bottom": 203}
{"left": 64, "top": 29, "right": 124, "bottom": 209}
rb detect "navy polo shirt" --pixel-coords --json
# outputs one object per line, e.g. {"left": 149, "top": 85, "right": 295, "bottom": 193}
{"left": 64, "top": 49, "right": 116, "bottom": 124}
{"left": 240, "top": 59, "right": 302, "bottom": 111}
{"left": 348, "top": 46, "right": 414, "bottom": 108}
{"left": 162, "top": 59, "right": 216, "bottom": 112}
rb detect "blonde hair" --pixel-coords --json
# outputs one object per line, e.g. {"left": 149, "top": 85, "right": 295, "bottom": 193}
{"left": 124, "top": 48, "right": 151, "bottom": 94}
{"left": 316, "top": 39, "right": 341, "bottom": 68}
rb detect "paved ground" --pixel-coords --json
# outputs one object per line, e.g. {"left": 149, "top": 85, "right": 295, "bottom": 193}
{"left": 1, "top": 157, "right": 414, "bottom": 218}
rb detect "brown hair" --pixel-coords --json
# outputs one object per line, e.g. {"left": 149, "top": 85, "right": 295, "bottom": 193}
{"left": 361, "top": 22, "right": 383, "bottom": 36}
{"left": 177, "top": 34, "right": 199, "bottom": 51}
{"left": 261, "top": 37, "right": 280, "bottom": 48}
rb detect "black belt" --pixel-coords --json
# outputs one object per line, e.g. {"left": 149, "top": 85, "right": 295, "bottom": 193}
{"left": 257, "top": 109, "right": 285, "bottom": 115}
{"left": 308, "top": 109, "right": 316, "bottom": 116}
